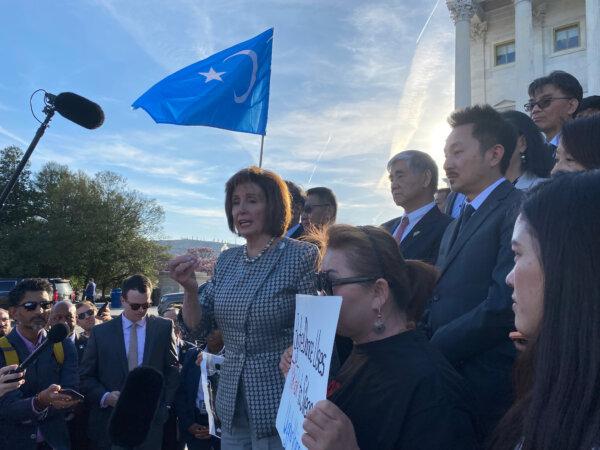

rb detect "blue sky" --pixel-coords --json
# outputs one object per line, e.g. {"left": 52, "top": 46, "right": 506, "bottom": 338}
{"left": 0, "top": 0, "right": 454, "bottom": 242}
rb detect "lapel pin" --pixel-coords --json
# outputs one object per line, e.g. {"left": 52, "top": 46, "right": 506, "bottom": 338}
{"left": 413, "top": 231, "right": 421, "bottom": 237}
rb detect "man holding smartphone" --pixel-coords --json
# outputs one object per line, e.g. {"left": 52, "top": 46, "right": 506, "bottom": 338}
{"left": 0, "top": 278, "right": 80, "bottom": 450}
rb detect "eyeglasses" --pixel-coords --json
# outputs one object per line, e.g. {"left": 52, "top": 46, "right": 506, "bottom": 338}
{"left": 125, "top": 301, "right": 151, "bottom": 311}
{"left": 316, "top": 271, "right": 378, "bottom": 296}
{"left": 77, "top": 309, "right": 95, "bottom": 320}
{"left": 524, "top": 97, "right": 572, "bottom": 112}
{"left": 303, "top": 204, "right": 330, "bottom": 214}
{"left": 18, "top": 301, "right": 53, "bottom": 311}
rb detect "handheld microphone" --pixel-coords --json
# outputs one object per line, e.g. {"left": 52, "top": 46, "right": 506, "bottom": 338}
{"left": 16, "top": 323, "right": 69, "bottom": 372}
{"left": 109, "top": 366, "right": 164, "bottom": 448}
{"left": 45, "top": 92, "right": 105, "bottom": 129}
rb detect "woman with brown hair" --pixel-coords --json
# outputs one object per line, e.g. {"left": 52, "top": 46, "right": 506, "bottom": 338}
{"left": 293, "top": 225, "right": 478, "bottom": 450}
{"left": 169, "top": 166, "right": 319, "bottom": 449}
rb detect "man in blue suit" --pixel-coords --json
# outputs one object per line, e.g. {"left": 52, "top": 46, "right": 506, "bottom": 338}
{"left": 382, "top": 150, "right": 453, "bottom": 264}
{"left": 0, "top": 278, "right": 80, "bottom": 450}
{"left": 423, "top": 105, "right": 522, "bottom": 437}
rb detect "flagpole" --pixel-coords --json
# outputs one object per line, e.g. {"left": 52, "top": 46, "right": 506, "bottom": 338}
{"left": 259, "top": 134, "right": 265, "bottom": 168}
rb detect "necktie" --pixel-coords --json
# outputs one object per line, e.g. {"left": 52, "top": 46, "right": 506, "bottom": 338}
{"left": 128, "top": 322, "right": 138, "bottom": 371}
{"left": 393, "top": 216, "right": 410, "bottom": 244}
{"left": 449, "top": 204, "right": 475, "bottom": 250}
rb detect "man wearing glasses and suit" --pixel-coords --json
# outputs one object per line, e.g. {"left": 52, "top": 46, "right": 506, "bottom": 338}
{"left": 80, "top": 274, "right": 179, "bottom": 450}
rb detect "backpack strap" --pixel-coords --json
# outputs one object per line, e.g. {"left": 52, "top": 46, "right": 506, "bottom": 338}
{"left": 0, "top": 335, "right": 20, "bottom": 366}
{"left": 52, "top": 342, "right": 64, "bottom": 366}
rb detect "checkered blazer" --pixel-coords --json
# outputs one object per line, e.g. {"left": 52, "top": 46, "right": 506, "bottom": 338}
{"left": 182, "top": 237, "right": 319, "bottom": 438}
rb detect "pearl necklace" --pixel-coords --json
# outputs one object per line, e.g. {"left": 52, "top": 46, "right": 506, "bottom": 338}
{"left": 243, "top": 237, "right": 276, "bottom": 263}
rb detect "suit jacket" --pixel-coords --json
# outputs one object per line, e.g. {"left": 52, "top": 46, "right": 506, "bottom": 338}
{"left": 422, "top": 180, "right": 522, "bottom": 432}
{"left": 0, "top": 329, "right": 79, "bottom": 450}
{"left": 287, "top": 223, "right": 305, "bottom": 240}
{"left": 74, "top": 331, "right": 88, "bottom": 362}
{"left": 181, "top": 238, "right": 319, "bottom": 438}
{"left": 80, "top": 314, "right": 180, "bottom": 449}
{"left": 382, "top": 205, "right": 453, "bottom": 264}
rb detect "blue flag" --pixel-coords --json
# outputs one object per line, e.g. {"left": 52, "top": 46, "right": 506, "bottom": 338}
{"left": 132, "top": 28, "right": 273, "bottom": 135}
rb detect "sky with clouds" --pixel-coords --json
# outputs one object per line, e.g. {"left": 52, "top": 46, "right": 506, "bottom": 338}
{"left": 0, "top": 0, "right": 455, "bottom": 242}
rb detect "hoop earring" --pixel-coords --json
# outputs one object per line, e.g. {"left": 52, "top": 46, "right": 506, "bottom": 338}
{"left": 373, "top": 307, "right": 385, "bottom": 334}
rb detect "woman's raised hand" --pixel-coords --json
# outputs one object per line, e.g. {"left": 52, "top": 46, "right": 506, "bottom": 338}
{"left": 168, "top": 255, "right": 199, "bottom": 291}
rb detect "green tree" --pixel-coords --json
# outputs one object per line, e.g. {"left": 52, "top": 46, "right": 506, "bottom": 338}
{"left": 0, "top": 148, "right": 168, "bottom": 291}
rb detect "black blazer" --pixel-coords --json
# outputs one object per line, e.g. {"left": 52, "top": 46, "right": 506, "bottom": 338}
{"left": 382, "top": 205, "right": 453, "bottom": 264}
{"left": 422, "top": 180, "right": 522, "bottom": 432}
{"left": 80, "top": 315, "right": 180, "bottom": 449}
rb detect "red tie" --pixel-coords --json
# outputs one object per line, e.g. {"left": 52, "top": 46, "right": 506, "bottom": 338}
{"left": 393, "top": 216, "right": 409, "bottom": 244}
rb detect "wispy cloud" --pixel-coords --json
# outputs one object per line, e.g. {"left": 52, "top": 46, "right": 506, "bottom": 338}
{"left": 0, "top": 125, "right": 27, "bottom": 146}
{"left": 162, "top": 203, "right": 225, "bottom": 219}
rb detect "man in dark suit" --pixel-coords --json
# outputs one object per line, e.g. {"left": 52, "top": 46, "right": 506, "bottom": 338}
{"left": 80, "top": 274, "right": 180, "bottom": 450}
{"left": 48, "top": 300, "right": 91, "bottom": 449}
{"left": 284, "top": 180, "right": 306, "bottom": 239}
{"left": 382, "top": 150, "right": 453, "bottom": 264}
{"left": 423, "top": 105, "right": 522, "bottom": 437}
{"left": 0, "top": 278, "right": 80, "bottom": 450}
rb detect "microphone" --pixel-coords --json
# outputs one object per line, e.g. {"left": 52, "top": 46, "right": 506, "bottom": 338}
{"left": 109, "top": 366, "right": 164, "bottom": 448}
{"left": 16, "top": 323, "right": 69, "bottom": 372}
{"left": 45, "top": 92, "right": 105, "bottom": 129}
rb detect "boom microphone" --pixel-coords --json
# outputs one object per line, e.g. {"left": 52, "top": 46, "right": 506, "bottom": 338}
{"left": 45, "top": 92, "right": 105, "bottom": 129}
{"left": 16, "top": 323, "right": 69, "bottom": 372}
{"left": 108, "top": 366, "right": 164, "bottom": 448}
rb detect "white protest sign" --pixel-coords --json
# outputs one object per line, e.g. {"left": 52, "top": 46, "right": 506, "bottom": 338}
{"left": 276, "top": 294, "right": 342, "bottom": 450}
{"left": 200, "top": 351, "right": 225, "bottom": 437}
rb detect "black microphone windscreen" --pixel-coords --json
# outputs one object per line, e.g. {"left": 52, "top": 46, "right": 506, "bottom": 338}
{"left": 54, "top": 92, "right": 104, "bottom": 129}
{"left": 47, "top": 322, "right": 69, "bottom": 343}
{"left": 108, "top": 366, "right": 164, "bottom": 448}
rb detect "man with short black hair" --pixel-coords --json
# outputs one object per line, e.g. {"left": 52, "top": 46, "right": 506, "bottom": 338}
{"left": 577, "top": 95, "right": 600, "bottom": 118}
{"left": 0, "top": 278, "right": 80, "bottom": 450}
{"left": 81, "top": 274, "right": 179, "bottom": 450}
{"left": 284, "top": 180, "right": 306, "bottom": 239}
{"left": 434, "top": 188, "right": 451, "bottom": 212}
{"left": 382, "top": 150, "right": 452, "bottom": 264}
{"left": 423, "top": 104, "right": 522, "bottom": 437}
{"left": 526, "top": 70, "right": 583, "bottom": 148}
{"left": 301, "top": 187, "right": 337, "bottom": 230}
{"left": 0, "top": 308, "right": 11, "bottom": 337}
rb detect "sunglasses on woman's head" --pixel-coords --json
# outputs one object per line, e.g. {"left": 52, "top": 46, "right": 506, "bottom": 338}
{"left": 126, "top": 302, "right": 151, "bottom": 311}
{"left": 18, "top": 301, "right": 53, "bottom": 311}
{"left": 77, "top": 309, "right": 95, "bottom": 320}
{"left": 316, "top": 271, "right": 379, "bottom": 296}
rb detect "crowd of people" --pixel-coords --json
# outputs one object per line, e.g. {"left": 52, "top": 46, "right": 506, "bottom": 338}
{"left": 0, "top": 68, "right": 599, "bottom": 450}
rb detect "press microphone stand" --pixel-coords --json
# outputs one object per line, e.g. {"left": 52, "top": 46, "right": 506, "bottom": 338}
{"left": 0, "top": 101, "right": 55, "bottom": 213}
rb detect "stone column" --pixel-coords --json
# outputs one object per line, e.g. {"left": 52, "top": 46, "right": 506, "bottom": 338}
{"left": 447, "top": 0, "right": 476, "bottom": 109}
{"left": 515, "top": 0, "right": 534, "bottom": 112}
{"left": 586, "top": 0, "right": 600, "bottom": 94}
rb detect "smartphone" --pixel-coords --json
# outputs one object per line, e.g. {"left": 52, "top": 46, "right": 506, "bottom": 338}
{"left": 60, "top": 388, "right": 85, "bottom": 401}
{"left": 97, "top": 301, "right": 110, "bottom": 316}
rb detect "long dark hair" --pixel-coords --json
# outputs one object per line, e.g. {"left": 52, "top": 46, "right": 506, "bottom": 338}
{"left": 490, "top": 171, "right": 600, "bottom": 450}
{"left": 561, "top": 115, "right": 600, "bottom": 170}
{"left": 502, "top": 110, "right": 553, "bottom": 178}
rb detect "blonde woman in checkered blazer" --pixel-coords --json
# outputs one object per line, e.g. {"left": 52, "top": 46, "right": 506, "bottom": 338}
{"left": 169, "top": 167, "right": 319, "bottom": 450}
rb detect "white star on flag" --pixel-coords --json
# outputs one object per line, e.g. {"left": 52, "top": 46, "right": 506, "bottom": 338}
{"left": 199, "top": 67, "right": 226, "bottom": 83}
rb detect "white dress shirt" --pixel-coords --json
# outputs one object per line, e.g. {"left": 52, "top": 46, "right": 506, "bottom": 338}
{"left": 393, "top": 202, "right": 437, "bottom": 242}
{"left": 466, "top": 177, "right": 506, "bottom": 211}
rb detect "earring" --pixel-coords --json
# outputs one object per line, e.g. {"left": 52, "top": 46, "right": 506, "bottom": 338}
{"left": 373, "top": 307, "right": 385, "bottom": 334}
{"left": 520, "top": 152, "right": 527, "bottom": 167}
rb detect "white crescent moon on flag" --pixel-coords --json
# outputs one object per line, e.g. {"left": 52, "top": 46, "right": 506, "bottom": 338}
{"left": 224, "top": 50, "right": 258, "bottom": 104}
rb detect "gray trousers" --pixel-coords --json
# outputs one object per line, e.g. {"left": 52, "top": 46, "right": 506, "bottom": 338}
{"left": 221, "top": 393, "right": 283, "bottom": 450}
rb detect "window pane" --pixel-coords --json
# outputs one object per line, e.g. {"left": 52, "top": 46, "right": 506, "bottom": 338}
{"left": 496, "top": 42, "right": 515, "bottom": 65}
{"left": 555, "top": 25, "right": 580, "bottom": 51}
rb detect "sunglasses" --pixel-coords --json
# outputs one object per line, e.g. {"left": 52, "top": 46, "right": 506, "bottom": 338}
{"left": 125, "top": 301, "right": 151, "bottom": 311}
{"left": 316, "top": 271, "right": 378, "bottom": 296}
{"left": 18, "top": 301, "right": 53, "bottom": 311}
{"left": 524, "top": 97, "right": 572, "bottom": 112}
{"left": 303, "top": 204, "right": 329, "bottom": 214}
{"left": 77, "top": 309, "right": 95, "bottom": 320}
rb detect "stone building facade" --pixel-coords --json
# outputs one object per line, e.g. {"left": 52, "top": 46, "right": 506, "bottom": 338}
{"left": 446, "top": 0, "right": 600, "bottom": 110}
